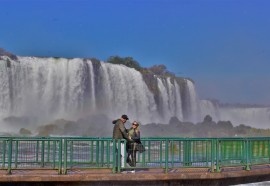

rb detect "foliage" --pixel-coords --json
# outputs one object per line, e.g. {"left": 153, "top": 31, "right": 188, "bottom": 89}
{"left": 88, "top": 58, "right": 100, "bottom": 64}
{"left": 148, "top": 64, "right": 175, "bottom": 77}
{"left": 5, "top": 114, "right": 270, "bottom": 137}
{"left": 107, "top": 56, "right": 142, "bottom": 71}
{"left": 141, "top": 115, "right": 270, "bottom": 138}
{"left": 106, "top": 56, "right": 186, "bottom": 100}
{"left": 19, "top": 128, "right": 32, "bottom": 136}
{"left": 0, "top": 48, "right": 17, "bottom": 60}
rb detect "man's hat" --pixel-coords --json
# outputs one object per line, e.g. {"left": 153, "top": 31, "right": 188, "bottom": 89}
{"left": 121, "top": 114, "right": 129, "bottom": 120}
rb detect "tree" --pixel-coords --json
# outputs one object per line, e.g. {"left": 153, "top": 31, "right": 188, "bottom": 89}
{"left": 19, "top": 128, "right": 32, "bottom": 136}
{"left": 203, "top": 115, "right": 213, "bottom": 123}
{"left": 107, "top": 56, "right": 142, "bottom": 71}
{"left": 0, "top": 48, "right": 17, "bottom": 60}
{"left": 148, "top": 64, "right": 175, "bottom": 77}
{"left": 169, "top": 116, "right": 181, "bottom": 125}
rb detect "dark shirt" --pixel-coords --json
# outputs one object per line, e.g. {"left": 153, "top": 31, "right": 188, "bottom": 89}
{"left": 112, "top": 119, "right": 132, "bottom": 141}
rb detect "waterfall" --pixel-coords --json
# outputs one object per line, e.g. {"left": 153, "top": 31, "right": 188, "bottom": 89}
{"left": 1, "top": 55, "right": 270, "bottom": 131}
{"left": 157, "top": 77, "right": 183, "bottom": 122}
{"left": 219, "top": 107, "right": 270, "bottom": 129}
{"left": 0, "top": 56, "right": 186, "bottom": 130}
{"left": 184, "top": 79, "right": 201, "bottom": 122}
{"left": 97, "top": 62, "right": 157, "bottom": 123}
{"left": 200, "top": 100, "right": 220, "bottom": 121}
{"left": 0, "top": 57, "right": 93, "bottom": 121}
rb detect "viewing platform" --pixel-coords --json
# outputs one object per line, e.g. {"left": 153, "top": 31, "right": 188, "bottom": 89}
{"left": 0, "top": 137, "right": 270, "bottom": 185}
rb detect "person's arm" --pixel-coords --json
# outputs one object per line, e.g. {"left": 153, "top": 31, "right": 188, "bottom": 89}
{"left": 126, "top": 127, "right": 130, "bottom": 133}
{"left": 112, "top": 119, "right": 118, "bottom": 124}
{"left": 119, "top": 123, "right": 133, "bottom": 142}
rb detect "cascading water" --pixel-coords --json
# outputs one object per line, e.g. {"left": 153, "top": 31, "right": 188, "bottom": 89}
{"left": 200, "top": 100, "right": 220, "bottom": 121}
{"left": 0, "top": 57, "right": 96, "bottom": 123}
{"left": 183, "top": 80, "right": 201, "bottom": 122}
{"left": 0, "top": 56, "right": 188, "bottom": 132}
{"left": 97, "top": 62, "right": 158, "bottom": 123}
{"left": 219, "top": 107, "right": 270, "bottom": 129}
{"left": 157, "top": 77, "right": 183, "bottom": 122}
{"left": 1, "top": 55, "right": 270, "bottom": 132}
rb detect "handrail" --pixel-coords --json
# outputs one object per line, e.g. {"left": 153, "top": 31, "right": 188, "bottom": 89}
{"left": 0, "top": 137, "right": 269, "bottom": 174}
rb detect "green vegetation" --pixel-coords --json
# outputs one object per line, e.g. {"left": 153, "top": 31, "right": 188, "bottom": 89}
{"left": 107, "top": 56, "right": 142, "bottom": 71}
{"left": 3, "top": 114, "right": 270, "bottom": 138}
{"left": 106, "top": 56, "right": 187, "bottom": 99}
{"left": 141, "top": 115, "right": 270, "bottom": 137}
{"left": 106, "top": 56, "right": 178, "bottom": 78}
{"left": 148, "top": 64, "right": 175, "bottom": 77}
{"left": 19, "top": 128, "right": 32, "bottom": 136}
{"left": 0, "top": 48, "right": 17, "bottom": 60}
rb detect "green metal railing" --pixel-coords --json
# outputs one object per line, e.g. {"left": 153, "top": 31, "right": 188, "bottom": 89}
{"left": 0, "top": 137, "right": 269, "bottom": 174}
{"left": 0, "top": 137, "right": 62, "bottom": 174}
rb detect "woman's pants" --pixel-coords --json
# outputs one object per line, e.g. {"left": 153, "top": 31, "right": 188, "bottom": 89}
{"left": 127, "top": 142, "right": 137, "bottom": 167}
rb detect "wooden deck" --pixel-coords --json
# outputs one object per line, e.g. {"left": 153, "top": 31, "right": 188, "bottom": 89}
{"left": 0, "top": 166, "right": 270, "bottom": 186}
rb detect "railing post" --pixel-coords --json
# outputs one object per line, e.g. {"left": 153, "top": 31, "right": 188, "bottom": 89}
{"left": 106, "top": 140, "right": 110, "bottom": 167}
{"left": 183, "top": 139, "right": 191, "bottom": 166}
{"left": 216, "top": 139, "right": 221, "bottom": 172}
{"left": 63, "top": 139, "right": 67, "bottom": 174}
{"left": 117, "top": 139, "right": 121, "bottom": 173}
{"left": 91, "top": 141, "right": 94, "bottom": 163}
{"left": 245, "top": 139, "right": 251, "bottom": 171}
{"left": 171, "top": 140, "right": 174, "bottom": 168}
{"left": 178, "top": 140, "right": 182, "bottom": 165}
{"left": 35, "top": 140, "right": 39, "bottom": 163}
{"left": 47, "top": 140, "right": 50, "bottom": 163}
{"left": 58, "top": 139, "right": 62, "bottom": 175}
{"left": 112, "top": 139, "right": 116, "bottom": 173}
{"left": 41, "top": 138, "right": 45, "bottom": 168}
{"left": 53, "top": 140, "right": 56, "bottom": 169}
{"left": 148, "top": 140, "right": 151, "bottom": 166}
{"left": 211, "top": 139, "right": 215, "bottom": 172}
{"left": 70, "top": 141, "right": 73, "bottom": 168}
{"left": 2, "top": 140, "right": 6, "bottom": 169}
{"left": 183, "top": 140, "right": 187, "bottom": 166}
{"left": 96, "top": 140, "right": 100, "bottom": 167}
{"left": 142, "top": 140, "right": 146, "bottom": 167}
{"left": 165, "top": 139, "right": 169, "bottom": 173}
{"left": 7, "top": 138, "right": 12, "bottom": 174}
{"left": 15, "top": 140, "right": 18, "bottom": 168}
{"left": 101, "top": 140, "right": 104, "bottom": 166}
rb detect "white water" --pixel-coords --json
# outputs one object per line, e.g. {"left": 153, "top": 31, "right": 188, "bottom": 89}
{"left": 185, "top": 80, "right": 201, "bottom": 122}
{"left": 0, "top": 56, "right": 186, "bottom": 131}
{"left": 200, "top": 100, "right": 220, "bottom": 121}
{"left": 219, "top": 107, "right": 270, "bottom": 129}
{"left": 0, "top": 56, "right": 270, "bottom": 132}
{"left": 98, "top": 62, "right": 158, "bottom": 123}
{"left": 157, "top": 77, "right": 183, "bottom": 122}
{"left": 199, "top": 99, "right": 270, "bottom": 129}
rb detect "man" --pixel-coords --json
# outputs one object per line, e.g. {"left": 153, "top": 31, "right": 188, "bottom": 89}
{"left": 112, "top": 114, "right": 133, "bottom": 169}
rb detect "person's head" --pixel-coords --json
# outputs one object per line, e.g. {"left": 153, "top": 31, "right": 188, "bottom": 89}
{"left": 132, "top": 121, "right": 139, "bottom": 128}
{"left": 121, "top": 114, "right": 129, "bottom": 123}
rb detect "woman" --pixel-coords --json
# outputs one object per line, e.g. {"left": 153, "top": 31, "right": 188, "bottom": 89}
{"left": 126, "top": 121, "right": 142, "bottom": 168}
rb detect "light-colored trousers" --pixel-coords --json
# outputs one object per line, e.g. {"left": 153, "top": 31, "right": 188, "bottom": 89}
{"left": 120, "top": 143, "right": 125, "bottom": 167}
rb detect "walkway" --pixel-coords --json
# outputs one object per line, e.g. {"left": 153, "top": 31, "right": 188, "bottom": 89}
{"left": 1, "top": 165, "right": 270, "bottom": 185}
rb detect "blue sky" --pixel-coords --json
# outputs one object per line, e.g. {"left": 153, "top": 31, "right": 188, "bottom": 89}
{"left": 1, "top": 0, "right": 270, "bottom": 105}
